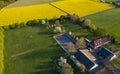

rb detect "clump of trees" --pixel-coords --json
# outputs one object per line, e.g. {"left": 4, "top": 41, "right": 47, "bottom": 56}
{"left": 46, "top": 20, "right": 66, "bottom": 34}
{"left": 58, "top": 57, "right": 74, "bottom": 74}
{"left": 70, "top": 14, "right": 79, "bottom": 23}
{"left": 76, "top": 37, "right": 87, "bottom": 49}
{"left": 2, "top": 19, "right": 42, "bottom": 31}
{"left": 67, "top": 42, "right": 76, "bottom": 54}
{"left": 78, "top": 64, "right": 86, "bottom": 74}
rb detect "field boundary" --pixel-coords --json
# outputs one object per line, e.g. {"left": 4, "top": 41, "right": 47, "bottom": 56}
{"left": 49, "top": 3, "right": 70, "bottom": 15}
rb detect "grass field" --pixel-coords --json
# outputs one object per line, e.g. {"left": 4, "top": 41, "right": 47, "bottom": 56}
{"left": 85, "top": 8, "right": 120, "bottom": 41}
{"left": 4, "top": 25, "right": 64, "bottom": 74}
{"left": 4, "top": 20, "right": 98, "bottom": 74}
{"left": 52, "top": 0, "right": 114, "bottom": 17}
{"left": 0, "top": 4, "right": 66, "bottom": 26}
{"left": 0, "top": 28, "right": 4, "bottom": 74}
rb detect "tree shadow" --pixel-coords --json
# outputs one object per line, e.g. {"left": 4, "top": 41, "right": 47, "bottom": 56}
{"left": 37, "top": 31, "right": 50, "bottom": 35}
{"left": 30, "top": 63, "right": 58, "bottom": 74}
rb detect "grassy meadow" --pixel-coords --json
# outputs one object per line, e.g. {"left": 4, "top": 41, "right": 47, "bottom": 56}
{"left": 85, "top": 8, "right": 120, "bottom": 41}
{"left": 4, "top": 25, "right": 64, "bottom": 74}
{"left": 0, "top": 28, "right": 4, "bottom": 74}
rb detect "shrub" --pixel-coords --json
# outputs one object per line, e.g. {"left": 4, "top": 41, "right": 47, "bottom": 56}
{"left": 70, "top": 14, "right": 79, "bottom": 22}
{"left": 88, "top": 24, "right": 97, "bottom": 31}
{"left": 82, "top": 19, "right": 91, "bottom": 27}
{"left": 9, "top": 24, "right": 16, "bottom": 29}
{"left": 2, "top": 26, "right": 10, "bottom": 30}
{"left": 78, "top": 17, "right": 85, "bottom": 23}
{"left": 26, "top": 19, "right": 40, "bottom": 26}
{"left": 93, "top": 28, "right": 108, "bottom": 37}
{"left": 0, "top": 1, "right": 4, "bottom": 7}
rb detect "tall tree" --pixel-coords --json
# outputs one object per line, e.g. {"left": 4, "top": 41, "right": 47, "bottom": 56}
{"left": 83, "top": 19, "right": 91, "bottom": 27}
{"left": 67, "top": 42, "right": 76, "bottom": 54}
{"left": 62, "top": 63, "right": 74, "bottom": 74}
{"left": 76, "top": 37, "right": 86, "bottom": 49}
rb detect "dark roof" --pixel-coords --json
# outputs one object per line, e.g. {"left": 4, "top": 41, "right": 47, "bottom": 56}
{"left": 74, "top": 50, "right": 97, "bottom": 70}
{"left": 97, "top": 47, "right": 114, "bottom": 59}
{"left": 90, "top": 36, "right": 111, "bottom": 49}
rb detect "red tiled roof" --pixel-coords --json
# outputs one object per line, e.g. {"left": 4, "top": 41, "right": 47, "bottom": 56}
{"left": 90, "top": 36, "right": 111, "bottom": 49}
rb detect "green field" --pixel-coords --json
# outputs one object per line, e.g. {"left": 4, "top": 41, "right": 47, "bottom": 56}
{"left": 61, "top": 20, "right": 99, "bottom": 40}
{"left": 85, "top": 8, "right": 120, "bottom": 42}
{"left": 4, "top": 25, "right": 64, "bottom": 74}
{"left": 3, "top": 20, "right": 98, "bottom": 74}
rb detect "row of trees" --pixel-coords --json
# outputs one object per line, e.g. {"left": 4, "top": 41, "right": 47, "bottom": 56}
{"left": 56, "top": 14, "right": 108, "bottom": 37}
{"left": 2, "top": 19, "right": 42, "bottom": 30}
{"left": 69, "top": 14, "right": 109, "bottom": 37}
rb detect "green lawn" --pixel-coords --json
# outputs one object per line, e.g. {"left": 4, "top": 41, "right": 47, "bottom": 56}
{"left": 4, "top": 25, "right": 64, "bottom": 74}
{"left": 85, "top": 8, "right": 120, "bottom": 42}
{"left": 61, "top": 20, "right": 98, "bottom": 40}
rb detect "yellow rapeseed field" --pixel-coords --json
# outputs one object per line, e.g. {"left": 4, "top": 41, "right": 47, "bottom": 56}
{"left": 52, "top": 0, "right": 114, "bottom": 17}
{"left": 0, "top": 0, "right": 114, "bottom": 26}
{"left": 0, "top": 4, "right": 66, "bottom": 26}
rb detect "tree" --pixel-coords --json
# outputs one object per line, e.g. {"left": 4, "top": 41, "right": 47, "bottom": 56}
{"left": 78, "top": 64, "right": 86, "bottom": 73}
{"left": 76, "top": 37, "right": 86, "bottom": 49}
{"left": 78, "top": 17, "right": 85, "bottom": 24}
{"left": 83, "top": 19, "right": 91, "bottom": 27}
{"left": 70, "top": 14, "right": 79, "bottom": 22}
{"left": 89, "top": 24, "right": 97, "bottom": 31}
{"left": 93, "top": 28, "right": 108, "bottom": 37}
{"left": 67, "top": 42, "right": 76, "bottom": 54}
{"left": 0, "top": 1, "right": 4, "bottom": 7}
{"left": 60, "top": 15, "right": 66, "bottom": 22}
{"left": 55, "top": 20, "right": 62, "bottom": 27}
{"left": 2, "top": 26, "right": 10, "bottom": 30}
{"left": 62, "top": 63, "right": 74, "bottom": 74}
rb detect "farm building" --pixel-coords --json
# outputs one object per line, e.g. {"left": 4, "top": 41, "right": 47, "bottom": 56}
{"left": 86, "top": 36, "right": 111, "bottom": 49}
{"left": 73, "top": 49, "right": 98, "bottom": 71}
{"left": 97, "top": 47, "right": 116, "bottom": 61}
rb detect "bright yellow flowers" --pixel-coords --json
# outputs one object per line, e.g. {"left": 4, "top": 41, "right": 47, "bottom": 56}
{"left": 52, "top": 0, "right": 114, "bottom": 17}
{"left": 0, "top": 4, "right": 66, "bottom": 26}
{"left": 0, "top": 0, "right": 114, "bottom": 26}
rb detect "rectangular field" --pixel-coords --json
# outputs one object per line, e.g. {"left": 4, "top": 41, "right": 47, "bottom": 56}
{"left": 0, "top": 4, "right": 66, "bottom": 26}
{"left": 52, "top": 0, "right": 114, "bottom": 17}
{"left": 85, "top": 8, "right": 120, "bottom": 42}
{"left": 4, "top": 25, "right": 64, "bottom": 74}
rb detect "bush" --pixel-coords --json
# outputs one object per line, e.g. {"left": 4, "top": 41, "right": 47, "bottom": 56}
{"left": 9, "top": 24, "right": 16, "bottom": 29}
{"left": 26, "top": 19, "right": 40, "bottom": 26}
{"left": 70, "top": 14, "right": 79, "bottom": 22}
{"left": 88, "top": 24, "right": 97, "bottom": 31}
{"left": 78, "top": 17, "right": 85, "bottom": 24}
{"left": 82, "top": 19, "right": 91, "bottom": 27}
{"left": 2, "top": 26, "right": 10, "bottom": 30}
{"left": 93, "top": 28, "right": 108, "bottom": 37}
{"left": 0, "top": 1, "right": 4, "bottom": 7}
